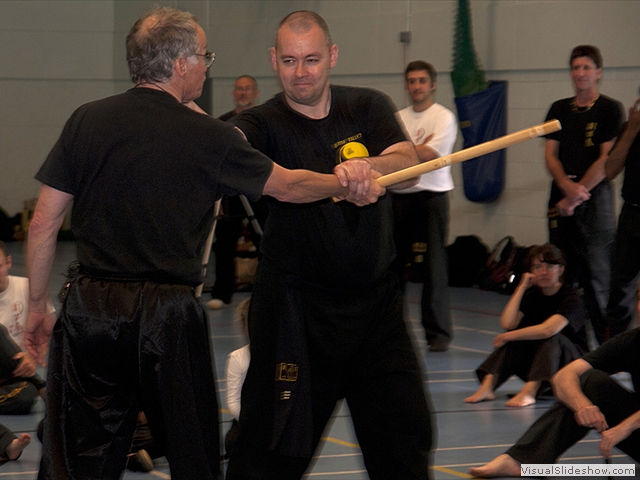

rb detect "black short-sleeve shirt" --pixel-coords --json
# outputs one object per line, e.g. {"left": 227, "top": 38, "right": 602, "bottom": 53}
{"left": 232, "top": 85, "right": 406, "bottom": 289}
{"left": 36, "top": 88, "right": 273, "bottom": 284}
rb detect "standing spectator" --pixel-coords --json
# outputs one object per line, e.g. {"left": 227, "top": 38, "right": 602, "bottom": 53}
{"left": 209, "top": 75, "right": 266, "bottom": 310}
{"left": 604, "top": 98, "right": 640, "bottom": 337}
{"left": 25, "top": 6, "right": 380, "bottom": 480}
{"left": 393, "top": 60, "right": 458, "bottom": 352}
{"left": 218, "top": 75, "right": 260, "bottom": 121}
{"left": 226, "top": 11, "right": 433, "bottom": 480}
{"left": 544, "top": 45, "right": 624, "bottom": 344}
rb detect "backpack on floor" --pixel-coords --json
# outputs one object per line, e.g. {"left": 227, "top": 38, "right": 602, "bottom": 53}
{"left": 476, "top": 236, "right": 530, "bottom": 295}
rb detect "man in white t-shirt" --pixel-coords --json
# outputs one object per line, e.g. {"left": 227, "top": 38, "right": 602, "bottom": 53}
{"left": 393, "top": 60, "right": 458, "bottom": 352}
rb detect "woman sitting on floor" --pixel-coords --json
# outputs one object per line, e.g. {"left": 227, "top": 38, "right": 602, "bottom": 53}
{"left": 464, "top": 244, "right": 589, "bottom": 407}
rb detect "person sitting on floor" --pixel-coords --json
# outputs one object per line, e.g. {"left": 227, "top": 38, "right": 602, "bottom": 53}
{"left": 465, "top": 243, "right": 589, "bottom": 407}
{"left": 0, "top": 424, "right": 30, "bottom": 463}
{"left": 0, "top": 240, "right": 46, "bottom": 414}
{"left": 469, "top": 292, "right": 640, "bottom": 477}
{"left": 224, "top": 297, "right": 250, "bottom": 459}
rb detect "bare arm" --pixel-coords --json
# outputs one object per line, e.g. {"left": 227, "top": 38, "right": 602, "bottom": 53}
{"left": 263, "top": 162, "right": 384, "bottom": 206}
{"left": 605, "top": 99, "right": 640, "bottom": 180}
{"left": 499, "top": 273, "right": 534, "bottom": 330}
{"left": 414, "top": 134, "right": 438, "bottom": 163}
{"left": 494, "top": 314, "right": 568, "bottom": 348}
{"left": 578, "top": 139, "right": 617, "bottom": 191}
{"left": 545, "top": 139, "right": 590, "bottom": 205}
{"left": 26, "top": 185, "right": 73, "bottom": 365}
{"left": 552, "top": 359, "right": 607, "bottom": 430}
{"left": 554, "top": 341, "right": 640, "bottom": 459}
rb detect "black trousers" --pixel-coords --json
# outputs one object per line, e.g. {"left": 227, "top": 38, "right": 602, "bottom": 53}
{"left": 226, "top": 265, "right": 433, "bottom": 480}
{"left": 0, "top": 423, "right": 16, "bottom": 460}
{"left": 606, "top": 202, "right": 640, "bottom": 337}
{"left": 507, "top": 369, "right": 640, "bottom": 464}
{"left": 39, "top": 276, "right": 221, "bottom": 480}
{"left": 548, "top": 182, "right": 615, "bottom": 344}
{"left": 392, "top": 191, "right": 452, "bottom": 346}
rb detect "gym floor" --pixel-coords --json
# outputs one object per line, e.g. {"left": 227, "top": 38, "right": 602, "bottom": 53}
{"left": 3, "top": 241, "right": 636, "bottom": 479}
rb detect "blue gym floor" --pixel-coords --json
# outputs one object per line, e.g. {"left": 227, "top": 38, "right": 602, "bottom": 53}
{"left": 3, "top": 241, "right": 636, "bottom": 479}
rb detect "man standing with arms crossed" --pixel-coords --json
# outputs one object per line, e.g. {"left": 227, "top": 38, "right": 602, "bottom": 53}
{"left": 393, "top": 60, "right": 458, "bottom": 352}
{"left": 226, "top": 11, "right": 433, "bottom": 480}
{"left": 24, "top": 7, "right": 381, "bottom": 480}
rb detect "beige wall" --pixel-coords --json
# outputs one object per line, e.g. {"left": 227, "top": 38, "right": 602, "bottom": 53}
{"left": 1, "top": 0, "right": 639, "bottom": 248}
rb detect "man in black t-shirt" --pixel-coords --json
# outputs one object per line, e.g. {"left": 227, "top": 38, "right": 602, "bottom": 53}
{"left": 25, "top": 7, "right": 382, "bottom": 480}
{"left": 207, "top": 75, "right": 266, "bottom": 309}
{"left": 544, "top": 45, "right": 624, "bottom": 344}
{"left": 226, "top": 11, "right": 433, "bottom": 480}
{"left": 604, "top": 99, "right": 640, "bottom": 337}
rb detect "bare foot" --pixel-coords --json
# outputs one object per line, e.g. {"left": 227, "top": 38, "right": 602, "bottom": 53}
{"left": 505, "top": 392, "right": 536, "bottom": 407}
{"left": 469, "top": 453, "right": 521, "bottom": 478}
{"left": 464, "top": 389, "right": 496, "bottom": 403}
{"left": 6, "top": 434, "right": 30, "bottom": 460}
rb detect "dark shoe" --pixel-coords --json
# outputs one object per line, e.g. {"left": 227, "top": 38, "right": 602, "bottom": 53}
{"left": 127, "top": 449, "right": 153, "bottom": 472}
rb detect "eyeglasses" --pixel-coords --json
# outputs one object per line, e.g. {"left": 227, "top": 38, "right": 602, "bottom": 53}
{"left": 194, "top": 52, "right": 215, "bottom": 68}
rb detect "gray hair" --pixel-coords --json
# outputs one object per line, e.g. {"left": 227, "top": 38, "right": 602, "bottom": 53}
{"left": 126, "top": 6, "right": 200, "bottom": 84}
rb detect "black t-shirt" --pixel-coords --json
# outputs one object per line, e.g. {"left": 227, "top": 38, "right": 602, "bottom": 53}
{"left": 545, "top": 95, "right": 624, "bottom": 205}
{"left": 621, "top": 129, "right": 640, "bottom": 205}
{"left": 518, "top": 283, "right": 589, "bottom": 353}
{"left": 218, "top": 109, "right": 237, "bottom": 122}
{"left": 36, "top": 88, "right": 273, "bottom": 284}
{"left": 584, "top": 328, "right": 640, "bottom": 394}
{"left": 232, "top": 85, "right": 406, "bottom": 289}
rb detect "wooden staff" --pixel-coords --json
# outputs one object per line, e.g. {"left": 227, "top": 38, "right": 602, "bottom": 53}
{"left": 378, "top": 119, "right": 561, "bottom": 187}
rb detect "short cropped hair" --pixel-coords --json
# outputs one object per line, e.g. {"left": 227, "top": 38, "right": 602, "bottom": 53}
{"left": 570, "top": 45, "right": 603, "bottom": 69}
{"left": 236, "top": 75, "right": 258, "bottom": 88}
{"left": 525, "top": 243, "right": 566, "bottom": 272}
{"left": 405, "top": 60, "right": 437, "bottom": 83}
{"left": 126, "top": 6, "right": 200, "bottom": 84}
{"left": 276, "top": 11, "right": 332, "bottom": 49}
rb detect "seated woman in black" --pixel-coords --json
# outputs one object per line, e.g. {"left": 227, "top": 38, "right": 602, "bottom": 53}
{"left": 464, "top": 244, "right": 588, "bottom": 407}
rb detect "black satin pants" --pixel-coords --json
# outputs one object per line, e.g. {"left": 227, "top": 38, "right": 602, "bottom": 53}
{"left": 38, "top": 275, "right": 221, "bottom": 480}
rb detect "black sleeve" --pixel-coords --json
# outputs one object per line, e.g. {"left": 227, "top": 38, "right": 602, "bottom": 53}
{"left": 583, "top": 329, "right": 640, "bottom": 373}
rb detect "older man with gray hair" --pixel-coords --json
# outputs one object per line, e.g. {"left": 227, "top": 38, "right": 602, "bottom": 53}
{"left": 26, "top": 6, "right": 382, "bottom": 480}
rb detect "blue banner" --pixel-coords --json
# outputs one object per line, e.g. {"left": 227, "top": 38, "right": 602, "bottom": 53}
{"left": 454, "top": 80, "right": 508, "bottom": 202}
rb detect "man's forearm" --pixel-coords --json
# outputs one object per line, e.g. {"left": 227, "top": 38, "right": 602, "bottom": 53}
{"left": 27, "top": 186, "right": 72, "bottom": 311}
{"left": 552, "top": 359, "right": 594, "bottom": 412}
{"left": 264, "top": 163, "right": 383, "bottom": 204}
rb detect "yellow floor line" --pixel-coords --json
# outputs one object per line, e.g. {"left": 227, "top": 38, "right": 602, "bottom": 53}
{"left": 320, "top": 436, "right": 360, "bottom": 449}
{"left": 432, "top": 465, "right": 473, "bottom": 478}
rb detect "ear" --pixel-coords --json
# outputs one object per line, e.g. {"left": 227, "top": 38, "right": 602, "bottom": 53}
{"left": 5, "top": 255, "right": 11, "bottom": 270}
{"left": 269, "top": 47, "right": 277, "bottom": 71}
{"left": 329, "top": 44, "right": 338, "bottom": 69}
{"left": 431, "top": 81, "right": 437, "bottom": 92}
{"left": 174, "top": 57, "right": 188, "bottom": 78}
